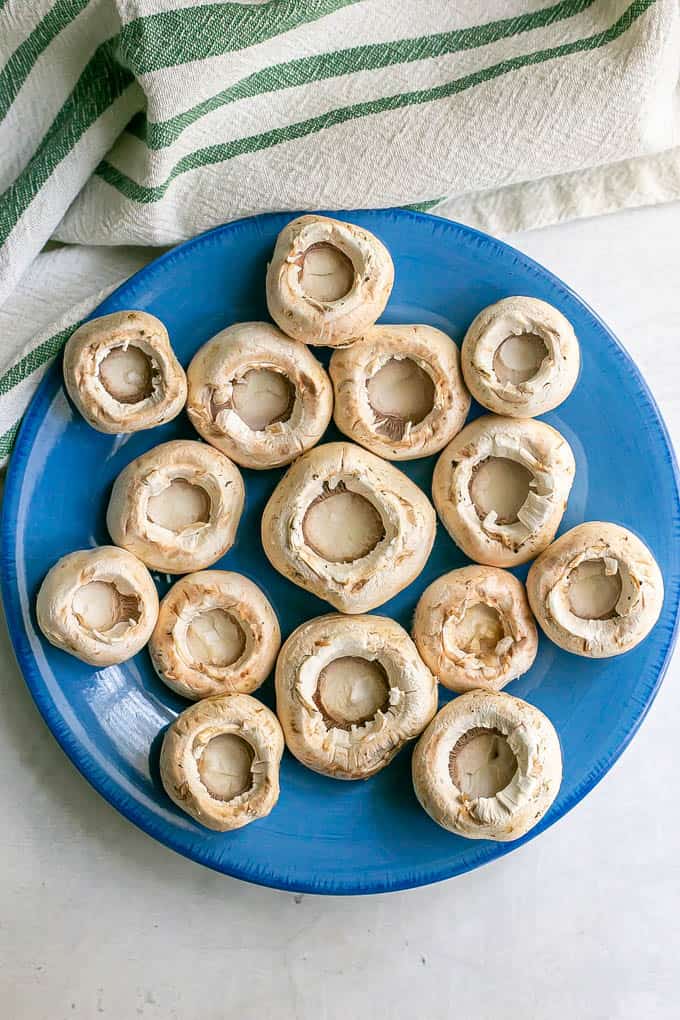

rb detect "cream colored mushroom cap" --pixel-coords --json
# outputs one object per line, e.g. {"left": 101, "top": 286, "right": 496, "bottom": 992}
{"left": 412, "top": 690, "right": 562, "bottom": 841}
{"left": 261, "top": 441, "right": 436, "bottom": 613}
{"left": 330, "top": 324, "right": 471, "bottom": 460}
{"left": 276, "top": 613, "right": 438, "bottom": 780}
{"left": 265, "top": 214, "right": 394, "bottom": 346}
{"left": 186, "top": 322, "right": 333, "bottom": 469}
{"left": 160, "top": 693, "right": 284, "bottom": 831}
{"left": 526, "top": 521, "right": 664, "bottom": 657}
{"left": 36, "top": 545, "right": 159, "bottom": 666}
{"left": 461, "top": 296, "right": 580, "bottom": 417}
{"left": 413, "top": 566, "right": 538, "bottom": 693}
{"left": 63, "top": 310, "right": 187, "bottom": 434}
{"left": 149, "top": 570, "right": 281, "bottom": 700}
{"left": 432, "top": 414, "right": 575, "bottom": 567}
{"left": 106, "top": 440, "right": 245, "bottom": 574}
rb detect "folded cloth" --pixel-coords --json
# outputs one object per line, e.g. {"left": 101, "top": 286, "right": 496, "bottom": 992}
{"left": 1, "top": 0, "right": 679, "bottom": 467}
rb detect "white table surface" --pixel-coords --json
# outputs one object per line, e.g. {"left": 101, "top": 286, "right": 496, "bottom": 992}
{"left": 2, "top": 202, "right": 679, "bottom": 1020}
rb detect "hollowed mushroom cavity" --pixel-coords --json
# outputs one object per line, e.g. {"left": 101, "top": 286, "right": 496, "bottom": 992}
{"left": 186, "top": 609, "right": 246, "bottom": 667}
{"left": 72, "top": 580, "right": 141, "bottom": 634}
{"left": 302, "top": 486, "right": 385, "bottom": 563}
{"left": 196, "top": 733, "right": 254, "bottom": 801}
{"left": 470, "top": 457, "right": 533, "bottom": 525}
{"left": 298, "top": 243, "right": 355, "bottom": 302}
{"left": 231, "top": 368, "right": 295, "bottom": 431}
{"left": 444, "top": 603, "right": 504, "bottom": 657}
{"left": 98, "top": 345, "right": 154, "bottom": 403}
{"left": 492, "top": 334, "right": 548, "bottom": 386}
{"left": 449, "top": 727, "right": 517, "bottom": 799}
{"left": 147, "top": 479, "right": 211, "bottom": 533}
{"left": 315, "top": 656, "right": 390, "bottom": 728}
{"left": 367, "top": 357, "right": 435, "bottom": 439}
{"left": 567, "top": 559, "right": 622, "bottom": 620}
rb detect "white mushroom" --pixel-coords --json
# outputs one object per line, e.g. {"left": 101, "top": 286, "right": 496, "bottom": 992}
{"left": 412, "top": 690, "right": 562, "bottom": 841}
{"left": 526, "top": 521, "right": 663, "bottom": 657}
{"left": 159, "top": 693, "right": 284, "bottom": 831}
{"left": 107, "top": 440, "right": 244, "bottom": 574}
{"left": 261, "top": 441, "right": 436, "bottom": 613}
{"left": 186, "top": 322, "right": 333, "bottom": 469}
{"left": 461, "top": 296, "right": 580, "bottom": 417}
{"left": 149, "top": 570, "right": 280, "bottom": 700}
{"left": 329, "top": 324, "right": 470, "bottom": 460}
{"left": 63, "top": 311, "right": 187, "bottom": 434}
{"left": 413, "top": 566, "right": 538, "bottom": 693}
{"left": 276, "top": 613, "right": 437, "bottom": 780}
{"left": 36, "top": 546, "right": 159, "bottom": 666}
{"left": 265, "top": 214, "right": 394, "bottom": 346}
{"left": 432, "top": 415, "right": 575, "bottom": 567}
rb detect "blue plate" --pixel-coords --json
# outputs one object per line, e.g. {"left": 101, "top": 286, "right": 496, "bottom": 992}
{"left": 2, "top": 210, "right": 679, "bottom": 894}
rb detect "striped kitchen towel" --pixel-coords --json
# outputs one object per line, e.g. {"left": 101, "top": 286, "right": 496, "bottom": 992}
{"left": 1, "top": 0, "right": 679, "bottom": 467}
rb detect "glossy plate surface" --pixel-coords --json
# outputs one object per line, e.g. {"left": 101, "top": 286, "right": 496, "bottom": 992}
{"left": 2, "top": 210, "right": 679, "bottom": 894}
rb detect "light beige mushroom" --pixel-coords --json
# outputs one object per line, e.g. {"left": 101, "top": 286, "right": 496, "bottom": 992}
{"left": 432, "top": 415, "right": 575, "bottom": 567}
{"left": 276, "top": 613, "right": 437, "bottom": 780}
{"left": 413, "top": 566, "right": 538, "bottom": 693}
{"left": 461, "top": 296, "right": 580, "bottom": 417}
{"left": 329, "top": 324, "right": 470, "bottom": 460}
{"left": 186, "top": 322, "right": 333, "bottom": 469}
{"left": 149, "top": 570, "right": 280, "bottom": 700}
{"left": 265, "top": 214, "right": 394, "bottom": 346}
{"left": 261, "top": 442, "right": 436, "bottom": 613}
{"left": 36, "top": 546, "right": 159, "bottom": 666}
{"left": 107, "top": 440, "right": 244, "bottom": 574}
{"left": 63, "top": 311, "right": 187, "bottom": 434}
{"left": 412, "top": 690, "right": 562, "bottom": 841}
{"left": 160, "top": 693, "right": 284, "bottom": 831}
{"left": 526, "top": 521, "right": 663, "bottom": 658}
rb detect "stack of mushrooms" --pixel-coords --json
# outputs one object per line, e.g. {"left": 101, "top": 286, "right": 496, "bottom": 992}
{"left": 38, "top": 217, "right": 664, "bottom": 845}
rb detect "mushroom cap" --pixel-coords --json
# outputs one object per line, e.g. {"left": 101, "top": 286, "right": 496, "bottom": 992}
{"left": 36, "top": 546, "right": 159, "bottom": 666}
{"left": 265, "top": 214, "right": 394, "bottom": 346}
{"left": 63, "top": 310, "right": 187, "bottom": 434}
{"left": 106, "top": 440, "right": 245, "bottom": 574}
{"left": 160, "top": 693, "right": 284, "bottom": 831}
{"left": 275, "top": 613, "right": 438, "bottom": 779}
{"left": 412, "top": 690, "right": 562, "bottom": 841}
{"left": 526, "top": 521, "right": 664, "bottom": 657}
{"left": 149, "top": 570, "right": 281, "bottom": 700}
{"left": 186, "top": 322, "right": 333, "bottom": 469}
{"left": 261, "top": 441, "right": 436, "bottom": 613}
{"left": 461, "top": 296, "right": 580, "bottom": 417}
{"left": 330, "top": 324, "right": 471, "bottom": 460}
{"left": 432, "top": 414, "right": 575, "bottom": 567}
{"left": 413, "top": 566, "right": 538, "bottom": 692}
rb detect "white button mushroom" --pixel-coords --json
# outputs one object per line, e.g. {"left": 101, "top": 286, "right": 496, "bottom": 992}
{"left": 266, "top": 215, "right": 394, "bottom": 346}
{"left": 413, "top": 566, "right": 538, "bottom": 693}
{"left": 329, "top": 324, "right": 471, "bottom": 460}
{"left": 63, "top": 311, "right": 187, "bottom": 434}
{"left": 432, "top": 415, "right": 575, "bottom": 567}
{"left": 36, "top": 546, "right": 159, "bottom": 666}
{"left": 526, "top": 521, "right": 663, "bottom": 657}
{"left": 276, "top": 613, "right": 437, "bottom": 780}
{"left": 160, "top": 693, "right": 284, "bottom": 831}
{"left": 106, "top": 440, "right": 245, "bottom": 574}
{"left": 149, "top": 570, "right": 281, "bottom": 700}
{"left": 412, "top": 690, "right": 562, "bottom": 840}
{"left": 186, "top": 321, "right": 333, "bottom": 469}
{"left": 461, "top": 296, "right": 580, "bottom": 417}
{"left": 261, "top": 441, "right": 436, "bottom": 613}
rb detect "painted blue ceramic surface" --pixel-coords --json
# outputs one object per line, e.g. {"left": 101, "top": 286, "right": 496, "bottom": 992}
{"left": 2, "top": 210, "right": 679, "bottom": 895}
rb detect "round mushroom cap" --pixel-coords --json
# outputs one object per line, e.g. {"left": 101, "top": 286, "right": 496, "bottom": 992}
{"left": 36, "top": 546, "right": 159, "bottom": 666}
{"left": 413, "top": 566, "right": 538, "bottom": 692}
{"left": 160, "top": 693, "right": 284, "bottom": 831}
{"left": 276, "top": 613, "right": 438, "bottom": 780}
{"left": 261, "top": 441, "right": 436, "bottom": 613}
{"left": 265, "top": 214, "right": 394, "bottom": 346}
{"left": 63, "top": 310, "right": 187, "bottom": 434}
{"left": 526, "top": 521, "right": 664, "bottom": 657}
{"left": 432, "top": 414, "right": 575, "bottom": 567}
{"left": 149, "top": 570, "right": 281, "bottom": 700}
{"left": 106, "top": 440, "right": 245, "bottom": 574}
{"left": 186, "top": 322, "right": 333, "bottom": 469}
{"left": 330, "top": 324, "right": 471, "bottom": 460}
{"left": 461, "top": 296, "right": 580, "bottom": 417}
{"left": 412, "top": 690, "right": 562, "bottom": 841}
